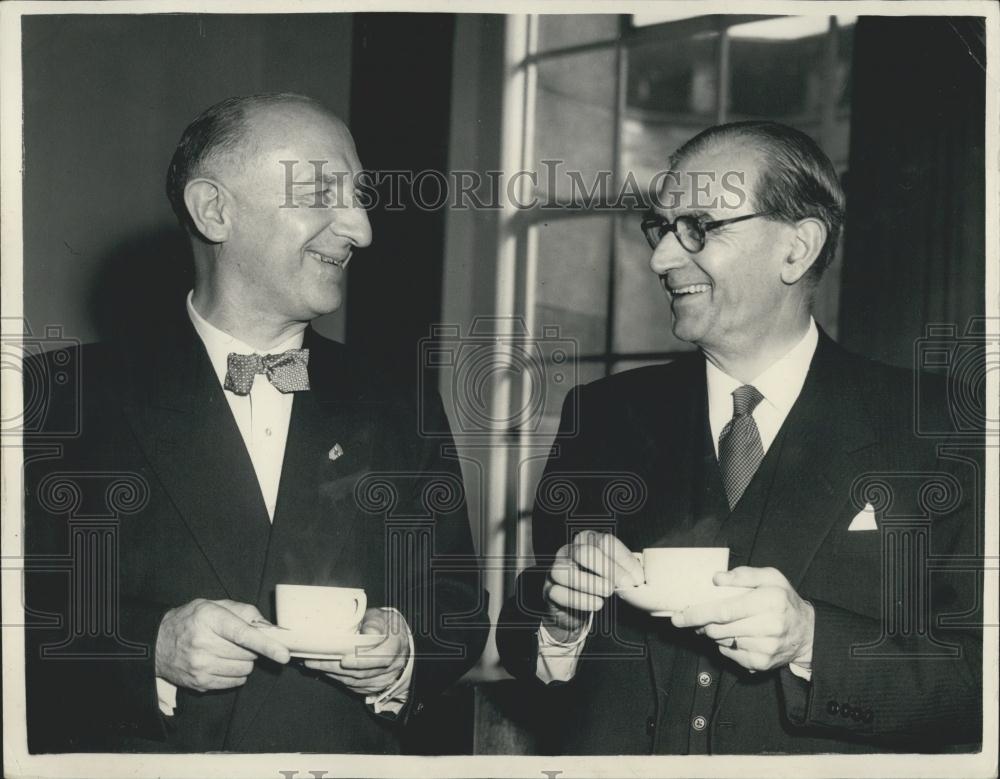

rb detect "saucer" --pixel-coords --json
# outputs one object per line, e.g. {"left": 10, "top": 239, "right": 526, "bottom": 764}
{"left": 614, "top": 584, "right": 750, "bottom": 617}
{"left": 614, "top": 584, "right": 678, "bottom": 617}
{"left": 256, "top": 625, "right": 386, "bottom": 660}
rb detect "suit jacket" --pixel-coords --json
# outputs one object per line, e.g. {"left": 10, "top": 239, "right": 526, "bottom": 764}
{"left": 497, "top": 333, "right": 982, "bottom": 754}
{"left": 23, "top": 314, "right": 489, "bottom": 753}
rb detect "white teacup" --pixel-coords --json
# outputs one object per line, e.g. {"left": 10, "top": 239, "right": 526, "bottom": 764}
{"left": 275, "top": 584, "right": 366, "bottom": 635}
{"left": 619, "top": 547, "right": 744, "bottom": 616}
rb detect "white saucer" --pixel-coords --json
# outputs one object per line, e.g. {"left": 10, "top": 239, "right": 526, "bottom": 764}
{"left": 614, "top": 584, "right": 750, "bottom": 617}
{"left": 256, "top": 625, "right": 386, "bottom": 660}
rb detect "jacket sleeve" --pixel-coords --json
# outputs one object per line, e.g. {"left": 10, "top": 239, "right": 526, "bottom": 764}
{"left": 780, "top": 434, "right": 983, "bottom": 746}
{"left": 378, "top": 389, "right": 490, "bottom": 721}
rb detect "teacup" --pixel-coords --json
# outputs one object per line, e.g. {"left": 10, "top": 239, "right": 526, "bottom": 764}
{"left": 275, "top": 584, "right": 366, "bottom": 635}
{"left": 620, "top": 547, "right": 743, "bottom": 616}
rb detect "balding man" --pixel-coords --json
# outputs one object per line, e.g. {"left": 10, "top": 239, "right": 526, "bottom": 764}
{"left": 497, "top": 121, "right": 982, "bottom": 754}
{"left": 24, "top": 93, "right": 488, "bottom": 753}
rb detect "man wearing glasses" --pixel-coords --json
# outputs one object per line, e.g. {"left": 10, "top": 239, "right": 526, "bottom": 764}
{"left": 497, "top": 121, "right": 981, "bottom": 754}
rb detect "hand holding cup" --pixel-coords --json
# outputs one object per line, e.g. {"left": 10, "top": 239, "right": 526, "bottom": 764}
{"left": 542, "top": 531, "right": 644, "bottom": 642}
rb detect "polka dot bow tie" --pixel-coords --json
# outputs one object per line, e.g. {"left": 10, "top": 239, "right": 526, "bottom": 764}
{"left": 223, "top": 349, "right": 311, "bottom": 395}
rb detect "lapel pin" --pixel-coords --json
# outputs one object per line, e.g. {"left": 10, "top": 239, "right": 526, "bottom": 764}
{"left": 328, "top": 443, "right": 344, "bottom": 462}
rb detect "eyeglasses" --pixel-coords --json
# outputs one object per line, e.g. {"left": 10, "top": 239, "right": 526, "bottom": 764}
{"left": 640, "top": 211, "right": 771, "bottom": 253}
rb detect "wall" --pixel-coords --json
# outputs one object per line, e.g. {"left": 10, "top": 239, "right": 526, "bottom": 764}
{"left": 22, "top": 13, "right": 354, "bottom": 345}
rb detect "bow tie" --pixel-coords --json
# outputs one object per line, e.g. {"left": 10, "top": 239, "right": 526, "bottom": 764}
{"left": 223, "top": 348, "right": 310, "bottom": 395}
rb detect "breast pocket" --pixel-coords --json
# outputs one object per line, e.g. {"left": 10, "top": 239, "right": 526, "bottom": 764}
{"left": 802, "top": 518, "right": 886, "bottom": 620}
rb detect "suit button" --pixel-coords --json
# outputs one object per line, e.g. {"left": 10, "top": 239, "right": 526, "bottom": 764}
{"left": 692, "top": 715, "right": 707, "bottom": 731}
{"left": 863, "top": 709, "right": 874, "bottom": 723}
{"left": 697, "top": 672, "right": 713, "bottom": 687}
{"left": 826, "top": 700, "right": 840, "bottom": 715}
{"left": 646, "top": 716, "right": 655, "bottom": 735}
{"left": 851, "top": 708, "right": 863, "bottom": 721}
{"left": 841, "top": 705, "right": 853, "bottom": 718}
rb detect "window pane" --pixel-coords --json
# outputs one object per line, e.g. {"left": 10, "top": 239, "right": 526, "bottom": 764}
{"left": 612, "top": 213, "right": 698, "bottom": 355}
{"left": 622, "top": 34, "right": 719, "bottom": 197}
{"left": 533, "top": 48, "right": 617, "bottom": 203}
{"left": 727, "top": 20, "right": 827, "bottom": 124}
{"left": 631, "top": 12, "right": 704, "bottom": 28}
{"left": 532, "top": 215, "right": 612, "bottom": 360}
{"left": 536, "top": 14, "right": 619, "bottom": 52}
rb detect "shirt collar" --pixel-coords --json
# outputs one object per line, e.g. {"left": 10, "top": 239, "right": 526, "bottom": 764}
{"left": 186, "top": 291, "right": 306, "bottom": 388}
{"left": 706, "top": 317, "right": 819, "bottom": 425}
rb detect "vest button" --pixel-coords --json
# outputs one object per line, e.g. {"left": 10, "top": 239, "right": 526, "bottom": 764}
{"left": 697, "top": 671, "right": 713, "bottom": 687}
{"left": 645, "top": 716, "right": 655, "bottom": 735}
{"left": 692, "top": 715, "right": 707, "bottom": 731}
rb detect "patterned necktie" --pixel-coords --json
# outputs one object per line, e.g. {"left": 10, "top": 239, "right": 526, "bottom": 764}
{"left": 718, "top": 384, "right": 765, "bottom": 510}
{"left": 223, "top": 348, "right": 310, "bottom": 395}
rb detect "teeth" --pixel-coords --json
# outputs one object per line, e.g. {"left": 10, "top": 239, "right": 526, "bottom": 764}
{"left": 308, "top": 250, "right": 348, "bottom": 268}
{"left": 672, "top": 283, "right": 711, "bottom": 295}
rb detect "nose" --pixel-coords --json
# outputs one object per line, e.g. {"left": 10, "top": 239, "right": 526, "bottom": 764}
{"left": 648, "top": 232, "right": 690, "bottom": 277}
{"left": 332, "top": 201, "right": 373, "bottom": 249}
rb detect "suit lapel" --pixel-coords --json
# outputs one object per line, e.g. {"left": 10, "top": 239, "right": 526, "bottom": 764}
{"left": 626, "top": 353, "right": 708, "bottom": 551}
{"left": 118, "top": 317, "right": 272, "bottom": 604}
{"left": 715, "top": 332, "right": 878, "bottom": 708}
{"left": 744, "top": 333, "right": 877, "bottom": 586}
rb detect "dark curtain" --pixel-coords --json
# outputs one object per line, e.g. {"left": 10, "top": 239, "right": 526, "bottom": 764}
{"left": 839, "top": 17, "right": 986, "bottom": 368}
{"left": 346, "top": 13, "right": 456, "bottom": 376}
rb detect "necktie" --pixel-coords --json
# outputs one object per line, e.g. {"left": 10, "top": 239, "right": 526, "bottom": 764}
{"left": 718, "top": 384, "right": 765, "bottom": 509}
{"left": 223, "top": 348, "right": 310, "bottom": 395}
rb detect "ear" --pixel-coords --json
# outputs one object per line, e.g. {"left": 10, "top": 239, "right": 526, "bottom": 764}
{"left": 184, "top": 178, "right": 232, "bottom": 243}
{"left": 780, "top": 217, "right": 827, "bottom": 285}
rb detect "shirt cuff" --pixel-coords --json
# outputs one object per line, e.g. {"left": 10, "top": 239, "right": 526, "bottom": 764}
{"left": 364, "top": 607, "right": 414, "bottom": 715}
{"left": 156, "top": 676, "right": 177, "bottom": 717}
{"left": 788, "top": 661, "right": 813, "bottom": 682}
{"left": 535, "top": 614, "right": 593, "bottom": 684}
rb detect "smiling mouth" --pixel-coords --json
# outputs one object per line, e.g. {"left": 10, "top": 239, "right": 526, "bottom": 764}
{"left": 665, "top": 281, "right": 712, "bottom": 297}
{"left": 307, "top": 249, "right": 351, "bottom": 269}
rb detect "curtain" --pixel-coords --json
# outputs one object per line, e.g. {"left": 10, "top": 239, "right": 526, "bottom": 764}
{"left": 839, "top": 16, "right": 986, "bottom": 369}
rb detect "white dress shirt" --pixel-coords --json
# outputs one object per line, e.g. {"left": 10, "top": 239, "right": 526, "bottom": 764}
{"left": 536, "top": 318, "right": 820, "bottom": 683}
{"left": 156, "top": 293, "right": 412, "bottom": 716}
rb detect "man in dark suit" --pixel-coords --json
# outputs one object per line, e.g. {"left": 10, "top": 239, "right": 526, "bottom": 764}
{"left": 497, "top": 121, "right": 982, "bottom": 753}
{"left": 23, "top": 93, "right": 488, "bottom": 752}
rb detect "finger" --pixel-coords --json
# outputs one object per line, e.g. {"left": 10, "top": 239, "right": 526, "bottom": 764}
{"left": 718, "top": 635, "right": 781, "bottom": 656}
{"left": 713, "top": 566, "right": 787, "bottom": 589}
{"left": 212, "top": 610, "right": 290, "bottom": 664}
{"left": 546, "top": 582, "right": 605, "bottom": 614}
{"left": 305, "top": 659, "right": 403, "bottom": 680}
{"left": 341, "top": 636, "right": 408, "bottom": 671}
{"left": 213, "top": 599, "right": 267, "bottom": 625}
{"left": 672, "top": 592, "right": 760, "bottom": 628}
{"left": 570, "top": 536, "right": 614, "bottom": 581}
{"left": 700, "top": 613, "right": 782, "bottom": 641}
{"left": 549, "top": 563, "right": 614, "bottom": 598}
{"left": 600, "top": 534, "right": 644, "bottom": 587}
{"left": 198, "top": 674, "right": 249, "bottom": 691}
{"left": 203, "top": 637, "right": 258, "bottom": 662}
{"left": 205, "top": 657, "right": 255, "bottom": 678}
{"left": 719, "top": 644, "right": 774, "bottom": 672}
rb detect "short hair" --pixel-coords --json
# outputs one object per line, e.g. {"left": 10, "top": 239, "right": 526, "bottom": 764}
{"left": 165, "top": 92, "right": 316, "bottom": 237}
{"left": 669, "top": 121, "right": 846, "bottom": 283}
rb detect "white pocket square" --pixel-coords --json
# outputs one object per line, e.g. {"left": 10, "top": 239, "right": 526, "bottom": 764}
{"left": 848, "top": 503, "right": 879, "bottom": 531}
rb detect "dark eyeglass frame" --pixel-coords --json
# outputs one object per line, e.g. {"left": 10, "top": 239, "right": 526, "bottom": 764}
{"left": 641, "top": 211, "right": 772, "bottom": 253}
